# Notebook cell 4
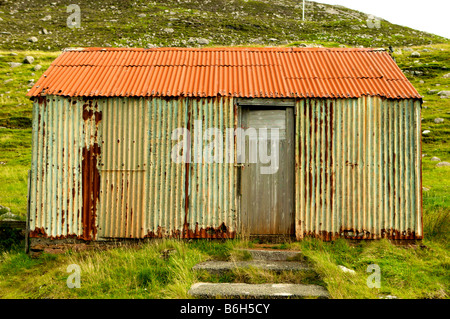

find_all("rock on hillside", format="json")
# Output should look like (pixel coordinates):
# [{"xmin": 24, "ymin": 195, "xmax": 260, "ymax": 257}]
[{"xmin": 0, "ymin": 0, "xmax": 447, "ymax": 50}]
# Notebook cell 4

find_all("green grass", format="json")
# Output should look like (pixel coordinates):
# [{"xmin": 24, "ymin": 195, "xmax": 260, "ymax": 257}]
[
  {"xmin": 0, "ymin": 129, "xmax": 32, "ymax": 216},
  {"xmin": 0, "ymin": 0, "xmax": 447, "ymax": 51},
  {"xmin": 0, "ymin": 50, "xmax": 60, "ymax": 216},
  {"xmin": 0, "ymin": 240, "xmax": 207, "ymax": 298},
  {"xmin": 0, "ymin": 51, "xmax": 59, "ymax": 127},
  {"xmin": 0, "ymin": 238, "xmax": 448, "ymax": 299},
  {"xmin": 295, "ymin": 238, "xmax": 449, "ymax": 299},
  {"xmin": 395, "ymin": 43, "xmax": 450, "ymax": 247}
]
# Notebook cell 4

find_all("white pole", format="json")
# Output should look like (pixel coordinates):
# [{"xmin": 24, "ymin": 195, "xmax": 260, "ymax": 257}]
[{"xmin": 303, "ymin": 0, "xmax": 305, "ymax": 21}]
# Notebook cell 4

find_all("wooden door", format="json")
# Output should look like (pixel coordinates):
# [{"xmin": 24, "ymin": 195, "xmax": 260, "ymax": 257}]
[{"xmin": 240, "ymin": 107, "xmax": 295, "ymax": 235}]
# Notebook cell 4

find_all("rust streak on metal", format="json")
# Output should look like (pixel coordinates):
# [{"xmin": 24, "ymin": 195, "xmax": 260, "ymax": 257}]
[
  {"xmin": 308, "ymin": 99, "xmax": 313, "ymax": 204},
  {"xmin": 82, "ymin": 108, "xmax": 93, "ymax": 121},
  {"xmin": 80, "ymin": 100, "xmax": 102, "ymax": 241},
  {"xmin": 61, "ymin": 210, "xmax": 65, "ymax": 228},
  {"xmin": 29, "ymin": 227, "xmax": 80, "ymax": 240},
  {"xmin": 183, "ymin": 99, "xmax": 191, "ymax": 238},
  {"xmin": 81, "ymin": 143, "xmax": 100, "ymax": 240},
  {"xmin": 144, "ymin": 222, "xmax": 236, "ymax": 239},
  {"xmin": 94, "ymin": 111, "xmax": 102, "ymax": 125},
  {"xmin": 29, "ymin": 227, "xmax": 47, "ymax": 237},
  {"xmin": 301, "ymin": 227, "xmax": 422, "ymax": 241},
  {"xmin": 329, "ymin": 101, "xmax": 334, "ymax": 222}
]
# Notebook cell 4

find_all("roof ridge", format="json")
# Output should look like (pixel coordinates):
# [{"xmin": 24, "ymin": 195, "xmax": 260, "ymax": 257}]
[{"xmin": 62, "ymin": 46, "xmax": 376, "ymax": 52}]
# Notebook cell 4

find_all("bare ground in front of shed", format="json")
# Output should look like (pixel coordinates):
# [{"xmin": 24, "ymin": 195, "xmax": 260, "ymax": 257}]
[{"xmin": 0, "ymin": 238, "xmax": 448, "ymax": 299}]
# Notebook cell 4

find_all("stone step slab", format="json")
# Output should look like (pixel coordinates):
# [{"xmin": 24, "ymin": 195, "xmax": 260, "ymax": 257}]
[
  {"xmin": 188, "ymin": 282, "xmax": 330, "ymax": 299},
  {"xmin": 192, "ymin": 260, "xmax": 311, "ymax": 275},
  {"xmin": 238, "ymin": 249, "xmax": 302, "ymax": 261}
]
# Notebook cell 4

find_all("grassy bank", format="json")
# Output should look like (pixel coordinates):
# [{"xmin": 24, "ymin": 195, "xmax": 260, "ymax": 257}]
[{"xmin": 0, "ymin": 238, "xmax": 448, "ymax": 299}]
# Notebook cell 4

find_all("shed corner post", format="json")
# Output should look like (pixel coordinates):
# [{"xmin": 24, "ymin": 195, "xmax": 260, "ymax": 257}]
[
  {"xmin": 418, "ymin": 98, "xmax": 424, "ymax": 239},
  {"xmin": 294, "ymin": 99, "xmax": 303, "ymax": 241},
  {"xmin": 25, "ymin": 169, "xmax": 31, "ymax": 254},
  {"xmin": 183, "ymin": 97, "xmax": 191, "ymax": 239},
  {"xmin": 25, "ymin": 97, "xmax": 37, "ymax": 254}
]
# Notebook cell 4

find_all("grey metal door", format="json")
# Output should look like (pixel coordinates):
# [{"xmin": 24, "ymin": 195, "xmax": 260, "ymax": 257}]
[{"xmin": 240, "ymin": 107, "xmax": 295, "ymax": 235}]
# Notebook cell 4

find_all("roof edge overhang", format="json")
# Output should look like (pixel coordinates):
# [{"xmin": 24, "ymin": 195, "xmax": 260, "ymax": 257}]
[{"xmin": 30, "ymin": 93, "xmax": 423, "ymax": 101}]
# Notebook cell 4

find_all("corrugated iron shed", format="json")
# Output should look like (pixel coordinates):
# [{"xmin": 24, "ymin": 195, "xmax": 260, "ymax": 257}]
[
  {"xmin": 27, "ymin": 47, "xmax": 420, "ymax": 99},
  {"xmin": 27, "ymin": 47, "xmax": 422, "ymax": 242}
]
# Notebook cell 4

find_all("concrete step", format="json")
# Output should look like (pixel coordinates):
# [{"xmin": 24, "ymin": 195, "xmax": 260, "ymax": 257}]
[
  {"xmin": 192, "ymin": 260, "xmax": 311, "ymax": 275},
  {"xmin": 238, "ymin": 249, "xmax": 302, "ymax": 261},
  {"xmin": 188, "ymin": 282, "xmax": 330, "ymax": 299}
]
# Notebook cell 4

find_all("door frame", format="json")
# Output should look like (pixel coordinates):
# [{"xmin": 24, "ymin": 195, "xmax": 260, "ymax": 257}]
[{"xmin": 235, "ymin": 98, "xmax": 296, "ymax": 238}]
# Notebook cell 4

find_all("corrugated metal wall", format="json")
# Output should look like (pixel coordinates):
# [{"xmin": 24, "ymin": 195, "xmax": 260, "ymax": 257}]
[
  {"xmin": 29, "ymin": 96, "xmax": 238, "ymax": 240},
  {"xmin": 96, "ymin": 97, "xmax": 150, "ymax": 239},
  {"xmin": 29, "ymin": 95, "xmax": 422, "ymax": 241},
  {"xmin": 295, "ymin": 97, "xmax": 422, "ymax": 240},
  {"xmin": 143, "ymin": 97, "xmax": 187, "ymax": 238},
  {"xmin": 29, "ymin": 96, "xmax": 86, "ymax": 239},
  {"xmin": 187, "ymin": 98, "xmax": 237, "ymax": 238}
]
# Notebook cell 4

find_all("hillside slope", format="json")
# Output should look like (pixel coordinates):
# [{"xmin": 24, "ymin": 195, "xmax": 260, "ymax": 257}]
[{"xmin": 0, "ymin": 0, "xmax": 448, "ymax": 51}]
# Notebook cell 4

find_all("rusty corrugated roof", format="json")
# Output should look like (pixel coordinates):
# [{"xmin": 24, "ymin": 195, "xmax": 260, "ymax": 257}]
[{"xmin": 27, "ymin": 47, "xmax": 421, "ymax": 99}]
